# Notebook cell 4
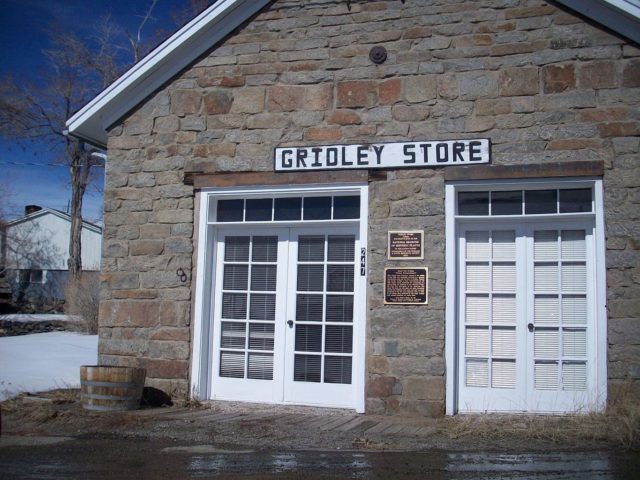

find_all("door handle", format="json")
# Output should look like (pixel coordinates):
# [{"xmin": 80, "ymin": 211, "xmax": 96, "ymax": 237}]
[
  {"xmin": 528, "ymin": 323, "xmax": 534, "ymax": 332},
  {"xmin": 287, "ymin": 320, "xmax": 294, "ymax": 328}
]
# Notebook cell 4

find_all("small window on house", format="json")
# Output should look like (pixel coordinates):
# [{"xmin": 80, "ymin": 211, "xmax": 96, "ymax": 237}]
[{"xmin": 19, "ymin": 269, "xmax": 44, "ymax": 283}]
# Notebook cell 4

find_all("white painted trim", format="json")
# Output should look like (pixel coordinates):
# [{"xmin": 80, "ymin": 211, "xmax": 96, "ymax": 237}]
[
  {"xmin": 190, "ymin": 183, "xmax": 368, "ymax": 411},
  {"xmin": 445, "ymin": 183, "xmax": 457, "ymax": 415},
  {"xmin": 66, "ymin": 0, "xmax": 271, "ymax": 146},
  {"xmin": 593, "ymin": 179, "xmax": 608, "ymax": 411}
]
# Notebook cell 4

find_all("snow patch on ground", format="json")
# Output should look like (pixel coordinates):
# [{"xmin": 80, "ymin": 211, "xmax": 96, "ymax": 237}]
[
  {"xmin": 0, "ymin": 332, "xmax": 98, "ymax": 401},
  {"xmin": 0, "ymin": 314, "xmax": 81, "ymax": 323}
]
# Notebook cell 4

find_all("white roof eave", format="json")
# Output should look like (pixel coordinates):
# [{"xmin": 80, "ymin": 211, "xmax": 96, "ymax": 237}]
[{"xmin": 66, "ymin": 0, "xmax": 270, "ymax": 148}]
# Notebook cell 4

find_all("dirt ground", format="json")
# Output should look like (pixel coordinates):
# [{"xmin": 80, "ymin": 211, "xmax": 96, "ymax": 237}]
[{"xmin": 1, "ymin": 389, "xmax": 638, "ymax": 453}]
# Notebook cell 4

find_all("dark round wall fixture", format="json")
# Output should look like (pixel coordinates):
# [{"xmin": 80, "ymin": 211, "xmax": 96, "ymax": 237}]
[{"xmin": 369, "ymin": 46, "xmax": 387, "ymax": 64}]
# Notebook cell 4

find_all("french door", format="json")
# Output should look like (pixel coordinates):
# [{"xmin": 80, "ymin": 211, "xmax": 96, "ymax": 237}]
[
  {"xmin": 210, "ymin": 226, "xmax": 361, "ymax": 409},
  {"xmin": 457, "ymin": 220, "xmax": 597, "ymax": 413}
]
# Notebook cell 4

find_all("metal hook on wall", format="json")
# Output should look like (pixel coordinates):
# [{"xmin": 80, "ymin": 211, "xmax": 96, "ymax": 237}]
[{"xmin": 176, "ymin": 268, "xmax": 188, "ymax": 283}]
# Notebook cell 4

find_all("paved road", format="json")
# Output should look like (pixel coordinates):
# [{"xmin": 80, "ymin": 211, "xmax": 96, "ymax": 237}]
[{"xmin": 1, "ymin": 436, "xmax": 638, "ymax": 479}]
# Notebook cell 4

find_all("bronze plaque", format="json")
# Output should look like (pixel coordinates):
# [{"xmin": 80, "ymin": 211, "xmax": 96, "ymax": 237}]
[
  {"xmin": 388, "ymin": 230, "xmax": 424, "ymax": 260},
  {"xmin": 384, "ymin": 267, "xmax": 428, "ymax": 305}
]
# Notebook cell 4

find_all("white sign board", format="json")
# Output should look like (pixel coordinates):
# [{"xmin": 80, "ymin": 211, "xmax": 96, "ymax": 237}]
[{"xmin": 274, "ymin": 139, "xmax": 490, "ymax": 172}]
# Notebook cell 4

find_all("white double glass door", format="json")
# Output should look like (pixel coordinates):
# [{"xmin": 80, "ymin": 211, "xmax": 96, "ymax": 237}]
[
  {"xmin": 457, "ymin": 220, "xmax": 597, "ymax": 413},
  {"xmin": 210, "ymin": 226, "xmax": 360, "ymax": 409}
]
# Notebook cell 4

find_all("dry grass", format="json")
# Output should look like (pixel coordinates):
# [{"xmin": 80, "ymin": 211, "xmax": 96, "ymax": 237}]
[
  {"xmin": 438, "ymin": 385, "xmax": 640, "ymax": 450},
  {"xmin": 64, "ymin": 273, "xmax": 99, "ymax": 334}
]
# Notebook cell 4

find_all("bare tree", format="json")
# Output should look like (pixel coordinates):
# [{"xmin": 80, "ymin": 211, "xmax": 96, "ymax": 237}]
[{"xmin": 0, "ymin": 4, "xmax": 160, "ymax": 282}]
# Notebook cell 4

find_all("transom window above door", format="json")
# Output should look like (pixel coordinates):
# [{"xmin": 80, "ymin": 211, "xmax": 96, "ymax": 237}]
[
  {"xmin": 210, "ymin": 195, "xmax": 361, "ymax": 223},
  {"xmin": 457, "ymin": 188, "xmax": 593, "ymax": 216}
]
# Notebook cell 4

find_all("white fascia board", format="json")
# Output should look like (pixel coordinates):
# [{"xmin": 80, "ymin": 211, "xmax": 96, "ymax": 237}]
[
  {"xmin": 6, "ymin": 208, "xmax": 102, "ymax": 234},
  {"xmin": 66, "ymin": 0, "xmax": 271, "ymax": 148},
  {"xmin": 556, "ymin": 0, "xmax": 640, "ymax": 45}
]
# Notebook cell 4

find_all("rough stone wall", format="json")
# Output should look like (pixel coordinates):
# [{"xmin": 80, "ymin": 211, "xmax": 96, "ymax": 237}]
[{"xmin": 102, "ymin": 0, "xmax": 640, "ymax": 410}]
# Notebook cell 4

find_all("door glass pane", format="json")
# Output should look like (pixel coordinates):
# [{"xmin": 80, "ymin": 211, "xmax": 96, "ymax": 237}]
[
  {"xmin": 563, "ymin": 328, "xmax": 586, "ymax": 357},
  {"xmin": 223, "ymin": 265, "xmax": 248, "ymax": 290},
  {"xmin": 534, "ymin": 263, "xmax": 558, "ymax": 292},
  {"xmin": 217, "ymin": 199, "xmax": 244, "ymax": 222},
  {"xmin": 466, "ymin": 294, "xmax": 489, "ymax": 323},
  {"xmin": 492, "ymin": 327, "xmax": 516, "ymax": 357},
  {"xmin": 458, "ymin": 191, "xmax": 489, "ymax": 215},
  {"xmin": 252, "ymin": 236, "xmax": 278, "ymax": 262},
  {"xmin": 525, "ymin": 190, "xmax": 557, "ymax": 214},
  {"xmin": 492, "ymin": 360, "xmax": 516, "ymax": 389},
  {"xmin": 248, "ymin": 324, "xmax": 275, "ymax": 350},
  {"xmin": 491, "ymin": 191, "xmax": 522, "ymax": 215},
  {"xmin": 298, "ymin": 236, "xmax": 325, "ymax": 261},
  {"xmin": 466, "ymin": 263, "xmax": 490, "ymax": 291},
  {"xmin": 248, "ymin": 353, "xmax": 273, "ymax": 380},
  {"xmin": 220, "ymin": 351, "xmax": 245, "ymax": 378},
  {"xmin": 561, "ymin": 263, "xmax": 586, "ymax": 292},
  {"xmin": 221, "ymin": 322, "xmax": 246, "ymax": 349},
  {"xmin": 249, "ymin": 293, "xmax": 275, "ymax": 321},
  {"xmin": 327, "ymin": 265, "xmax": 354, "ymax": 292},
  {"xmin": 296, "ymin": 294, "xmax": 323, "ymax": 322},
  {"xmin": 245, "ymin": 198, "xmax": 273, "ymax": 221},
  {"xmin": 535, "ymin": 329, "xmax": 559, "ymax": 357},
  {"xmin": 304, "ymin": 197, "xmax": 332, "ymax": 220},
  {"xmin": 466, "ymin": 327, "xmax": 489, "ymax": 356},
  {"xmin": 534, "ymin": 231, "xmax": 558, "ymax": 260},
  {"xmin": 559, "ymin": 189, "xmax": 591, "ymax": 213},
  {"xmin": 224, "ymin": 236, "xmax": 250, "ymax": 261},
  {"xmin": 326, "ymin": 295, "xmax": 353, "ymax": 322},
  {"xmin": 297, "ymin": 265, "xmax": 324, "ymax": 291},
  {"xmin": 561, "ymin": 230, "xmax": 586, "ymax": 260},
  {"xmin": 294, "ymin": 354, "xmax": 321, "ymax": 382},
  {"xmin": 325, "ymin": 325, "xmax": 353, "ymax": 353},
  {"xmin": 466, "ymin": 359, "xmax": 488, "ymax": 387},
  {"xmin": 493, "ymin": 263, "xmax": 516, "ymax": 292},
  {"xmin": 535, "ymin": 361, "xmax": 558, "ymax": 390},
  {"xmin": 562, "ymin": 362, "xmax": 587, "ymax": 390},
  {"xmin": 251, "ymin": 265, "xmax": 277, "ymax": 291},
  {"xmin": 324, "ymin": 356, "xmax": 352, "ymax": 384},
  {"xmin": 327, "ymin": 235, "xmax": 355, "ymax": 261},
  {"xmin": 562, "ymin": 295, "xmax": 587, "ymax": 325},
  {"xmin": 493, "ymin": 295, "xmax": 516, "ymax": 324},
  {"xmin": 222, "ymin": 293, "xmax": 247, "ymax": 319},
  {"xmin": 492, "ymin": 231, "xmax": 516, "ymax": 259},
  {"xmin": 295, "ymin": 324, "xmax": 322, "ymax": 352},
  {"xmin": 535, "ymin": 295, "xmax": 559, "ymax": 325},
  {"xmin": 466, "ymin": 231, "xmax": 490, "ymax": 259},
  {"xmin": 333, "ymin": 196, "xmax": 360, "ymax": 219}
]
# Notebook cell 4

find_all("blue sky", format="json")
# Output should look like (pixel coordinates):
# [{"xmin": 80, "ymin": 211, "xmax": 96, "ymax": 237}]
[{"xmin": 0, "ymin": 0, "xmax": 190, "ymax": 223}]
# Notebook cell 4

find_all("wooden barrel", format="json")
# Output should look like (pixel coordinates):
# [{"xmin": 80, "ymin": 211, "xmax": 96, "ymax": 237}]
[{"xmin": 80, "ymin": 366, "xmax": 146, "ymax": 411}]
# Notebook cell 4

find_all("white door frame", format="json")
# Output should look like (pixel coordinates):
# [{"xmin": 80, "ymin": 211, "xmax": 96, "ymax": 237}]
[
  {"xmin": 190, "ymin": 183, "xmax": 368, "ymax": 413},
  {"xmin": 445, "ymin": 178, "xmax": 607, "ymax": 415}
]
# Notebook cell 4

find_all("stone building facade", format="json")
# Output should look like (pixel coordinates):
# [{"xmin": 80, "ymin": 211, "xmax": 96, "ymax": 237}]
[{"xmin": 71, "ymin": 0, "xmax": 639, "ymax": 416}]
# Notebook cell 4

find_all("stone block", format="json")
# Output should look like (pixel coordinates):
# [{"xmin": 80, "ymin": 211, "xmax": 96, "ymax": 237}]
[
  {"xmin": 499, "ymin": 67, "xmax": 539, "ymax": 96},
  {"xmin": 268, "ymin": 84, "xmax": 332, "ymax": 111},
  {"xmin": 111, "ymin": 301, "xmax": 160, "ymax": 328},
  {"xmin": 392, "ymin": 105, "xmax": 431, "ymax": 122},
  {"xmin": 327, "ymin": 110, "xmax": 361, "ymax": 125},
  {"xmin": 150, "ymin": 327, "xmax": 191, "ymax": 342},
  {"xmin": 368, "ymin": 355, "xmax": 389, "ymax": 375},
  {"xmin": 404, "ymin": 75, "xmax": 437, "ymax": 103},
  {"xmin": 437, "ymin": 74, "xmax": 458, "ymax": 100},
  {"xmin": 204, "ymin": 90, "xmax": 233, "ymax": 114},
  {"xmin": 148, "ymin": 340, "xmax": 190, "ymax": 360},
  {"xmin": 402, "ymin": 376, "xmax": 445, "ymax": 401},
  {"xmin": 192, "ymin": 143, "xmax": 236, "ymax": 157},
  {"xmin": 379, "ymin": 78, "xmax": 402, "ymax": 105},
  {"xmin": 130, "ymin": 240, "xmax": 164, "ymax": 256},
  {"xmin": 622, "ymin": 59, "xmax": 640, "ymax": 87},
  {"xmin": 367, "ymin": 376, "xmax": 397, "ymax": 398},
  {"xmin": 458, "ymin": 71, "xmax": 499, "ymax": 100},
  {"xmin": 230, "ymin": 87, "xmax": 265, "ymax": 113},
  {"xmin": 170, "ymin": 90, "xmax": 202, "ymax": 115},
  {"xmin": 142, "ymin": 358, "xmax": 189, "ymax": 379},
  {"xmin": 304, "ymin": 126, "xmax": 342, "ymax": 141},
  {"xmin": 336, "ymin": 80, "xmax": 378, "ymax": 108},
  {"xmin": 598, "ymin": 122, "xmax": 640, "ymax": 138},
  {"xmin": 140, "ymin": 224, "xmax": 171, "ymax": 239},
  {"xmin": 542, "ymin": 64, "xmax": 576, "ymax": 93},
  {"xmin": 465, "ymin": 116, "xmax": 496, "ymax": 133},
  {"xmin": 578, "ymin": 61, "xmax": 618, "ymax": 89}
]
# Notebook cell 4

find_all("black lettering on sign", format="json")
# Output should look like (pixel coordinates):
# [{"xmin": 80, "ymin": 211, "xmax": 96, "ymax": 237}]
[
  {"xmin": 403, "ymin": 144, "xmax": 416, "ymax": 164},
  {"xmin": 296, "ymin": 149, "xmax": 307, "ymax": 168},
  {"xmin": 373, "ymin": 145, "xmax": 384, "ymax": 164},
  {"xmin": 419, "ymin": 143, "xmax": 432, "ymax": 163},
  {"xmin": 326, "ymin": 148, "xmax": 338, "ymax": 166},
  {"xmin": 469, "ymin": 141, "xmax": 482, "ymax": 162},
  {"xmin": 452, "ymin": 142, "xmax": 465, "ymax": 162},
  {"xmin": 311, "ymin": 147, "xmax": 323, "ymax": 167},
  {"xmin": 436, "ymin": 143, "xmax": 449, "ymax": 163},
  {"xmin": 357, "ymin": 146, "xmax": 368, "ymax": 166},
  {"xmin": 281, "ymin": 149, "xmax": 293, "ymax": 168}
]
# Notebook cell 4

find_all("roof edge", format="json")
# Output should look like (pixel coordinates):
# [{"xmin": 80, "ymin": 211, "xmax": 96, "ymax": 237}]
[{"xmin": 6, "ymin": 208, "xmax": 103, "ymax": 234}]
